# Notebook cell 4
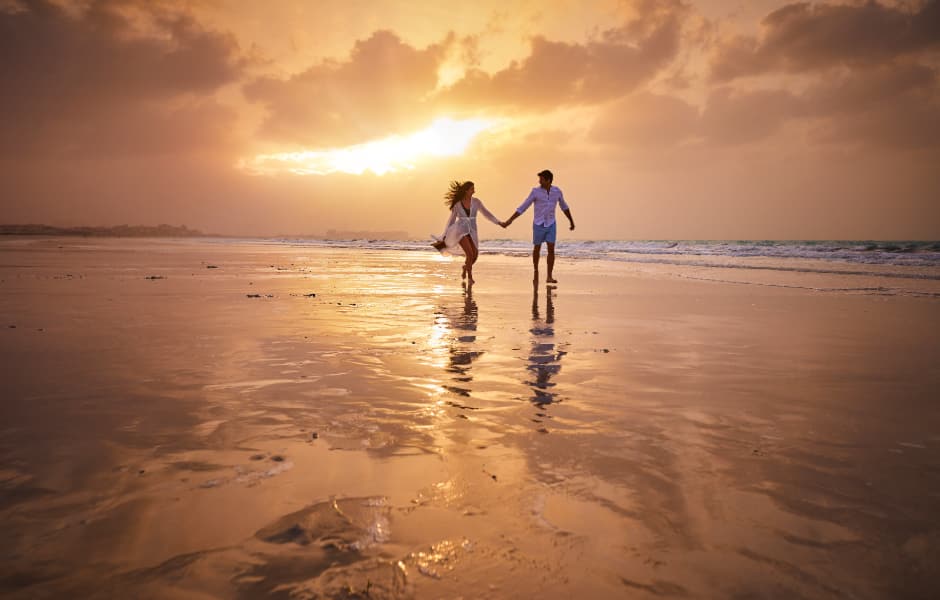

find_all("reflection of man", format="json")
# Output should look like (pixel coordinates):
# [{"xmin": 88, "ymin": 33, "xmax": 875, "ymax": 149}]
[
  {"xmin": 531, "ymin": 283, "xmax": 555, "ymax": 327},
  {"xmin": 501, "ymin": 170, "xmax": 575, "ymax": 284},
  {"xmin": 528, "ymin": 284, "xmax": 564, "ymax": 409}
]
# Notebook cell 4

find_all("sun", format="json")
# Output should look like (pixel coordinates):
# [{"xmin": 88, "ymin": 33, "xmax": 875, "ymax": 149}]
[{"xmin": 242, "ymin": 117, "xmax": 496, "ymax": 176}]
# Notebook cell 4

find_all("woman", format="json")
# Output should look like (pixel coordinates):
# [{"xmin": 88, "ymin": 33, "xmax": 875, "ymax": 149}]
[{"xmin": 432, "ymin": 180, "xmax": 501, "ymax": 285}]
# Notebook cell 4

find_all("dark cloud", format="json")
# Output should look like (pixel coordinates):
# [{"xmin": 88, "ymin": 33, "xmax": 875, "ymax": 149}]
[
  {"xmin": 701, "ymin": 62, "xmax": 939, "ymax": 148},
  {"xmin": 803, "ymin": 61, "xmax": 936, "ymax": 113},
  {"xmin": 626, "ymin": 60, "xmax": 939, "ymax": 149},
  {"xmin": 710, "ymin": 0, "xmax": 940, "ymax": 81},
  {"xmin": 438, "ymin": 1, "xmax": 688, "ymax": 110},
  {"xmin": 244, "ymin": 30, "xmax": 446, "ymax": 148},
  {"xmin": 699, "ymin": 0, "xmax": 940, "ymax": 149},
  {"xmin": 0, "ymin": 0, "xmax": 244, "ymax": 157}
]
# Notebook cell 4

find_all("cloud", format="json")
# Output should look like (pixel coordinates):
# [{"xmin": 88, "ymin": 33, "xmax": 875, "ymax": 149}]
[
  {"xmin": 802, "ymin": 61, "xmax": 937, "ymax": 114},
  {"xmin": 702, "ymin": 0, "xmax": 940, "ymax": 149},
  {"xmin": 244, "ymin": 30, "xmax": 447, "ymax": 148},
  {"xmin": 240, "ymin": 5, "xmax": 690, "ymax": 150},
  {"xmin": 810, "ymin": 91, "xmax": 940, "ymax": 148},
  {"xmin": 804, "ymin": 63, "xmax": 940, "ymax": 148},
  {"xmin": 240, "ymin": 1, "xmax": 693, "ymax": 149},
  {"xmin": 0, "ymin": 0, "xmax": 244, "ymax": 157},
  {"xmin": 438, "ymin": 0, "xmax": 689, "ymax": 110},
  {"xmin": 590, "ymin": 92, "xmax": 699, "ymax": 148},
  {"xmin": 698, "ymin": 86, "xmax": 803, "ymax": 144},
  {"xmin": 623, "ymin": 63, "xmax": 940, "ymax": 149},
  {"xmin": 777, "ymin": 60, "xmax": 940, "ymax": 149},
  {"xmin": 709, "ymin": 0, "xmax": 940, "ymax": 81}
]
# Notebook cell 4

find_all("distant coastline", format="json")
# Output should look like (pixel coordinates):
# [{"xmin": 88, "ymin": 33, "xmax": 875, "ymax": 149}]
[
  {"xmin": 0, "ymin": 224, "xmax": 209, "ymax": 238},
  {"xmin": 0, "ymin": 224, "xmax": 412, "ymax": 241}
]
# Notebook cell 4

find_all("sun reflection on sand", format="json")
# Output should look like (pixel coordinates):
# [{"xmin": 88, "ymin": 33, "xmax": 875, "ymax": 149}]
[
  {"xmin": 426, "ymin": 311, "xmax": 451, "ymax": 371},
  {"xmin": 412, "ymin": 286, "xmax": 485, "ymax": 431}
]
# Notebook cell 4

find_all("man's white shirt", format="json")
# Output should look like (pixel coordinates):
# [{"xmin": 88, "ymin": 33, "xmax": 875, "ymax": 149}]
[{"xmin": 516, "ymin": 185, "xmax": 569, "ymax": 226}]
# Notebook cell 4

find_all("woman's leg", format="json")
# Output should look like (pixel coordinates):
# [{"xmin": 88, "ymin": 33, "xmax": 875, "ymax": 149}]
[
  {"xmin": 458, "ymin": 235, "xmax": 477, "ymax": 283},
  {"xmin": 468, "ymin": 241, "xmax": 478, "ymax": 282}
]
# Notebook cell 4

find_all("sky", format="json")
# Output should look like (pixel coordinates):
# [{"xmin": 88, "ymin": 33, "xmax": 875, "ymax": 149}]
[{"xmin": 1, "ymin": 0, "xmax": 938, "ymax": 240}]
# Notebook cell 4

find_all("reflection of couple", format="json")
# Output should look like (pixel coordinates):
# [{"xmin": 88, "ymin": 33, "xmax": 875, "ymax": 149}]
[
  {"xmin": 433, "ymin": 170, "xmax": 576, "ymax": 285},
  {"xmin": 437, "ymin": 280, "xmax": 564, "ymax": 413}
]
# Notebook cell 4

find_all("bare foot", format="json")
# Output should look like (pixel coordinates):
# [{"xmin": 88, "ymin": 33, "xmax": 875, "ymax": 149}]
[
  {"xmin": 547, "ymin": 277, "xmax": 558, "ymax": 284},
  {"xmin": 461, "ymin": 265, "xmax": 467, "ymax": 279}
]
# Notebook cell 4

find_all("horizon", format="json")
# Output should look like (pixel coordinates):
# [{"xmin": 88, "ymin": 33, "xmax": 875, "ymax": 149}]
[
  {"xmin": 1, "ymin": 1, "xmax": 938, "ymax": 239},
  {"xmin": 2, "ymin": 222, "xmax": 938, "ymax": 244}
]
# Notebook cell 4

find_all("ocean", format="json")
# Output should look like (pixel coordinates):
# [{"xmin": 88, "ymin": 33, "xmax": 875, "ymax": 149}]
[
  {"xmin": 256, "ymin": 238, "xmax": 940, "ymax": 268},
  {"xmin": 8, "ymin": 235, "xmax": 938, "ymax": 296},
  {"xmin": 211, "ymin": 238, "xmax": 940, "ymax": 296}
]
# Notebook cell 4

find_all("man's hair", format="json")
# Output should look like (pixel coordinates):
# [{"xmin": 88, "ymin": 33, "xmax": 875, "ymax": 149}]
[{"xmin": 537, "ymin": 169, "xmax": 553, "ymax": 183}]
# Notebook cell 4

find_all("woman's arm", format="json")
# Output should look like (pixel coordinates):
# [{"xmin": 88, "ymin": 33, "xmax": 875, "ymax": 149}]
[
  {"xmin": 475, "ymin": 198, "xmax": 501, "ymax": 225},
  {"xmin": 442, "ymin": 204, "xmax": 458, "ymax": 235}
]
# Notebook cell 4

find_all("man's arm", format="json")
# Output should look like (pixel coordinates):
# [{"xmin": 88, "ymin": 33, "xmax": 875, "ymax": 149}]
[
  {"xmin": 503, "ymin": 190, "xmax": 535, "ymax": 227},
  {"xmin": 501, "ymin": 211, "xmax": 522, "ymax": 228},
  {"xmin": 558, "ymin": 189, "xmax": 574, "ymax": 230}
]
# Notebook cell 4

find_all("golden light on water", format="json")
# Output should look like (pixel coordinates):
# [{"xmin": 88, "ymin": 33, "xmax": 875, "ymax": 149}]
[{"xmin": 242, "ymin": 117, "xmax": 496, "ymax": 176}]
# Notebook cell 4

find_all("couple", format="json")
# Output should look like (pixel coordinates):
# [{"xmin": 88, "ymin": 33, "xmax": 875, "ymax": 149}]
[{"xmin": 433, "ymin": 170, "xmax": 575, "ymax": 285}]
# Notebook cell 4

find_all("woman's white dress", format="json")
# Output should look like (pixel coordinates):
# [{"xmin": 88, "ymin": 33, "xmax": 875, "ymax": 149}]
[{"xmin": 434, "ymin": 197, "xmax": 500, "ymax": 256}]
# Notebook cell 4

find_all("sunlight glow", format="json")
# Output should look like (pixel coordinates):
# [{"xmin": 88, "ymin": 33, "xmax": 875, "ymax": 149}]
[
  {"xmin": 435, "ymin": 62, "xmax": 467, "ymax": 90},
  {"xmin": 243, "ymin": 117, "xmax": 496, "ymax": 176}
]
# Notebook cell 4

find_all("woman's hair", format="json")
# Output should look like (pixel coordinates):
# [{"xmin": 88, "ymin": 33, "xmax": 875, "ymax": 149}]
[{"xmin": 444, "ymin": 180, "xmax": 474, "ymax": 209}]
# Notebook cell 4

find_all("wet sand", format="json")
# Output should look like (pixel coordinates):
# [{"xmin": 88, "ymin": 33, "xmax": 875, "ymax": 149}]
[{"xmin": 1, "ymin": 238, "xmax": 939, "ymax": 599}]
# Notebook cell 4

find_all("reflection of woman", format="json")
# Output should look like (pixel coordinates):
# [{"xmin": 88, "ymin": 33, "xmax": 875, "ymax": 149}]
[
  {"xmin": 446, "ymin": 286, "xmax": 481, "ymax": 388},
  {"xmin": 432, "ymin": 181, "xmax": 500, "ymax": 285}
]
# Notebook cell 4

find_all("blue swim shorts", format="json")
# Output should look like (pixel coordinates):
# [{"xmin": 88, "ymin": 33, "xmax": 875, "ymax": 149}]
[{"xmin": 532, "ymin": 222, "xmax": 557, "ymax": 245}]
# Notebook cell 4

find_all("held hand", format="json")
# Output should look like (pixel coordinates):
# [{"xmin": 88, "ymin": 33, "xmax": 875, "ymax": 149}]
[
  {"xmin": 569, "ymin": 223, "xmax": 576, "ymax": 231},
  {"xmin": 500, "ymin": 221, "xmax": 508, "ymax": 228}
]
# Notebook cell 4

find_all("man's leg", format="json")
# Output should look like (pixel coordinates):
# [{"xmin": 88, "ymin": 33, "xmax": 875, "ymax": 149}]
[
  {"xmin": 532, "ymin": 244, "xmax": 541, "ymax": 282},
  {"xmin": 546, "ymin": 243, "xmax": 556, "ymax": 283}
]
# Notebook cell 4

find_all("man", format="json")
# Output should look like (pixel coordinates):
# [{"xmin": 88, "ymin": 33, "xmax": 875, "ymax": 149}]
[{"xmin": 501, "ymin": 170, "xmax": 575, "ymax": 284}]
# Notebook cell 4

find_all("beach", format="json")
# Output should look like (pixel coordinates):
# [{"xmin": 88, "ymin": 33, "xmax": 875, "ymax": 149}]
[{"xmin": 1, "ymin": 237, "xmax": 939, "ymax": 599}]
